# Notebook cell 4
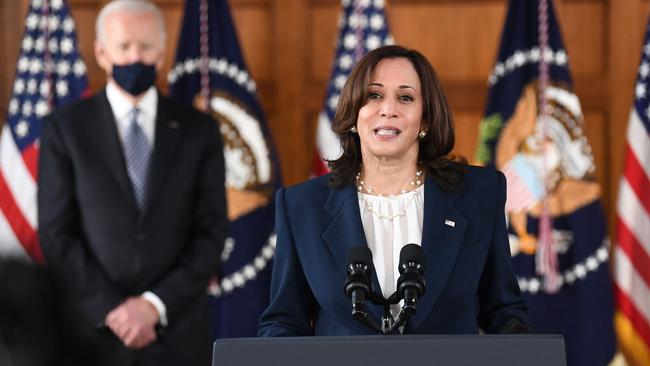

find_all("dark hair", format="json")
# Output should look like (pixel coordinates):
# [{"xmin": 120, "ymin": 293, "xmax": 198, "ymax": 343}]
[{"xmin": 328, "ymin": 45, "xmax": 467, "ymax": 192}]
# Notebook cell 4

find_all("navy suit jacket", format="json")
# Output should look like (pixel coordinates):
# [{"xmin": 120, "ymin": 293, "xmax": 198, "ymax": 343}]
[
  {"xmin": 38, "ymin": 89, "xmax": 228, "ymax": 366},
  {"xmin": 259, "ymin": 165, "xmax": 527, "ymax": 336}
]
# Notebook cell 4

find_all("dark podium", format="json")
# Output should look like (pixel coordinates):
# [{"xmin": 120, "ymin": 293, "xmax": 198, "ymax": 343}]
[{"xmin": 213, "ymin": 335, "xmax": 566, "ymax": 366}]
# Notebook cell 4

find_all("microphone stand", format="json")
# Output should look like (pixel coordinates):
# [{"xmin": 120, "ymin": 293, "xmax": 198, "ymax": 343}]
[
  {"xmin": 345, "ymin": 243, "xmax": 425, "ymax": 335},
  {"xmin": 352, "ymin": 290, "xmax": 416, "ymax": 335}
]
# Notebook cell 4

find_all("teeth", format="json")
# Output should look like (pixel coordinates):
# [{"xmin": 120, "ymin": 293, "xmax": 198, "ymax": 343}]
[{"xmin": 376, "ymin": 129, "xmax": 399, "ymax": 136}]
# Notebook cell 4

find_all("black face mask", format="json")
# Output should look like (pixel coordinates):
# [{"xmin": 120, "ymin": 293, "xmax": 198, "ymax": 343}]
[{"xmin": 112, "ymin": 62, "xmax": 157, "ymax": 96}]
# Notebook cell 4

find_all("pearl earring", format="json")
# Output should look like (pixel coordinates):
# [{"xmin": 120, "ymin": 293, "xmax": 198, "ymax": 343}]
[
  {"xmin": 419, "ymin": 130, "xmax": 427, "ymax": 139},
  {"xmin": 351, "ymin": 126, "xmax": 357, "ymax": 133}
]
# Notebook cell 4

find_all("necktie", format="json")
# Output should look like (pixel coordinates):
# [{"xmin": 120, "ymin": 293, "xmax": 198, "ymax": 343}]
[{"xmin": 124, "ymin": 108, "xmax": 151, "ymax": 211}]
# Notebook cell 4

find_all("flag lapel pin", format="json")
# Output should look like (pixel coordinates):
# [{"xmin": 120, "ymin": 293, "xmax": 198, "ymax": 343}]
[{"xmin": 444, "ymin": 219, "xmax": 455, "ymax": 228}]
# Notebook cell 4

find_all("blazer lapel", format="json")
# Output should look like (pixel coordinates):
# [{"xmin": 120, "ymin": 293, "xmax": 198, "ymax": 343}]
[
  {"xmin": 407, "ymin": 174, "xmax": 468, "ymax": 333},
  {"xmin": 91, "ymin": 90, "xmax": 137, "ymax": 208},
  {"xmin": 321, "ymin": 184, "xmax": 385, "ymax": 322},
  {"xmin": 144, "ymin": 95, "xmax": 181, "ymax": 216}
]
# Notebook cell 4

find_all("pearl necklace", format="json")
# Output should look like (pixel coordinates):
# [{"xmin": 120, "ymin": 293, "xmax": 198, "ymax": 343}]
[
  {"xmin": 355, "ymin": 166, "xmax": 424, "ymax": 220},
  {"xmin": 355, "ymin": 168, "xmax": 423, "ymax": 197},
  {"xmin": 357, "ymin": 187, "xmax": 422, "ymax": 220}
]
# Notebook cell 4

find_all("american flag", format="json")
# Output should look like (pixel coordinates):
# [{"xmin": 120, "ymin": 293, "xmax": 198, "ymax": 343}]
[
  {"xmin": 312, "ymin": 0, "xmax": 393, "ymax": 175},
  {"xmin": 0, "ymin": 0, "xmax": 87, "ymax": 262},
  {"xmin": 614, "ymin": 17, "xmax": 650, "ymax": 366}
]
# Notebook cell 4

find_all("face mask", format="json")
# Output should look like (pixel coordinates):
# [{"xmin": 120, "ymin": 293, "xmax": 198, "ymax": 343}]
[{"xmin": 112, "ymin": 62, "xmax": 157, "ymax": 96}]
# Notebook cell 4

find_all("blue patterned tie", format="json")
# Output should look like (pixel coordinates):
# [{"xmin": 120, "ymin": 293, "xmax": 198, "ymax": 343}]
[{"xmin": 124, "ymin": 108, "xmax": 151, "ymax": 211}]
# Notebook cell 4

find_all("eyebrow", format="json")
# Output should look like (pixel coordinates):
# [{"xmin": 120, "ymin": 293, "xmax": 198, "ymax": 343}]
[{"xmin": 369, "ymin": 82, "xmax": 416, "ymax": 91}]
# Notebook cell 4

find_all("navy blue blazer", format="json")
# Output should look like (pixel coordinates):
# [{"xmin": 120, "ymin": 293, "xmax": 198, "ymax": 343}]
[{"xmin": 259, "ymin": 165, "xmax": 528, "ymax": 336}]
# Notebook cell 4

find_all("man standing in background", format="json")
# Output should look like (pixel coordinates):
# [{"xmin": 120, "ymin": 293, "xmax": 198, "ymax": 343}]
[{"xmin": 38, "ymin": 0, "xmax": 227, "ymax": 365}]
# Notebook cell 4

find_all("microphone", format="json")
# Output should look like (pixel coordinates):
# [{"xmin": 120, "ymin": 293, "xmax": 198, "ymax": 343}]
[
  {"xmin": 396, "ymin": 244, "xmax": 426, "ymax": 316},
  {"xmin": 344, "ymin": 245, "xmax": 373, "ymax": 320}
]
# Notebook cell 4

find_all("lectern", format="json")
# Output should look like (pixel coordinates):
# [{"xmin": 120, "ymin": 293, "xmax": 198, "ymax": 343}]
[{"xmin": 213, "ymin": 334, "xmax": 566, "ymax": 366}]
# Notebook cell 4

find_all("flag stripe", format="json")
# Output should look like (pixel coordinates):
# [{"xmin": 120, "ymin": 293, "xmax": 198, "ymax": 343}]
[
  {"xmin": 617, "ymin": 217, "xmax": 650, "ymax": 288},
  {"xmin": 0, "ymin": 170, "xmax": 42, "ymax": 262},
  {"xmin": 614, "ymin": 248, "xmax": 650, "ymax": 340},
  {"xmin": 627, "ymin": 111, "xmax": 650, "ymax": 180},
  {"xmin": 617, "ymin": 179, "xmax": 650, "ymax": 255},
  {"xmin": 615, "ymin": 282, "xmax": 650, "ymax": 348},
  {"xmin": 22, "ymin": 143, "xmax": 39, "ymax": 180},
  {"xmin": 0, "ymin": 209, "xmax": 30, "ymax": 260},
  {"xmin": 316, "ymin": 112, "xmax": 342, "ymax": 162},
  {"xmin": 0, "ymin": 125, "xmax": 37, "ymax": 228},
  {"xmin": 623, "ymin": 144, "xmax": 650, "ymax": 215}
]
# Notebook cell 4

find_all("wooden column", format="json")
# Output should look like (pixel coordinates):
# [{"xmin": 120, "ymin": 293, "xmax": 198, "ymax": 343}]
[
  {"xmin": 272, "ymin": 0, "xmax": 310, "ymax": 185},
  {"xmin": 608, "ymin": 0, "xmax": 643, "ymax": 236},
  {"xmin": 0, "ymin": 0, "xmax": 29, "ymax": 126}
]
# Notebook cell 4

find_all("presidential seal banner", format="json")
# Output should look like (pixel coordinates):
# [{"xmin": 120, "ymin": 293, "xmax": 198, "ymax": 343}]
[
  {"xmin": 475, "ymin": 1, "xmax": 615, "ymax": 365},
  {"xmin": 168, "ymin": 0, "xmax": 281, "ymax": 338}
]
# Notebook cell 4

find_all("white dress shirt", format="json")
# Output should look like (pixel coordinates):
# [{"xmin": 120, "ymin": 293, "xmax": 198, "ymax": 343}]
[
  {"xmin": 105, "ymin": 82, "xmax": 167, "ymax": 327},
  {"xmin": 106, "ymin": 81, "xmax": 157, "ymax": 148},
  {"xmin": 358, "ymin": 184, "xmax": 424, "ymax": 322}
]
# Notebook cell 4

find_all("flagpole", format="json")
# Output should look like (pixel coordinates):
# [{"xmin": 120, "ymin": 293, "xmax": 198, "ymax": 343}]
[
  {"xmin": 199, "ymin": 0, "xmax": 210, "ymax": 112},
  {"xmin": 353, "ymin": 0, "xmax": 364, "ymax": 62},
  {"xmin": 42, "ymin": 0, "xmax": 54, "ymax": 109}
]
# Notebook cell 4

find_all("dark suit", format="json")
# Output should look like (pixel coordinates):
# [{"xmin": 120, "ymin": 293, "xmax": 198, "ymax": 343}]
[
  {"xmin": 259, "ymin": 166, "xmax": 527, "ymax": 336},
  {"xmin": 0, "ymin": 259, "xmax": 60, "ymax": 366},
  {"xmin": 38, "ymin": 89, "xmax": 227, "ymax": 366}
]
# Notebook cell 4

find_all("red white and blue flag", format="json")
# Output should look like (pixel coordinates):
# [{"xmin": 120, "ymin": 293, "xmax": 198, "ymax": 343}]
[
  {"xmin": 614, "ymin": 15, "xmax": 650, "ymax": 366},
  {"xmin": 0, "ymin": 0, "xmax": 87, "ymax": 262},
  {"xmin": 312, "ymin": 0, "xmax": 393, "ymax": 175}
]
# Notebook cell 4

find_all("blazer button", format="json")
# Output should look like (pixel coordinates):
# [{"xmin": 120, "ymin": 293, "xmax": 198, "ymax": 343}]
[{"xmin": 136, "ymin": 233, "xmax": 146, "ymax": 242}]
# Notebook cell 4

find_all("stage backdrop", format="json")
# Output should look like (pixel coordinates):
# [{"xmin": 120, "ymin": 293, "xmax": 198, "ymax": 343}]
[{"xmin": 0, "ymin": 0, "xmax": 646, "ymax": 256}]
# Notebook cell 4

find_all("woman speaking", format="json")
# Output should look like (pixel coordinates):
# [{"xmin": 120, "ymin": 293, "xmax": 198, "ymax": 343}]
[{"xmin": 259, "ymin": 45, "xmax": 528, "ymax": 336}]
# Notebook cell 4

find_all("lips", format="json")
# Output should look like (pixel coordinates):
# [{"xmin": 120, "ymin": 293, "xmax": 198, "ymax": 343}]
[{"xmin": 374, "ymin": 126, "xmax": 401, "ymax": 136}]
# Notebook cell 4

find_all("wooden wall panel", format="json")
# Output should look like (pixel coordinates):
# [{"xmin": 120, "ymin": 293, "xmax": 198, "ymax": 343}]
[
  {"xmin": 308, "ymin": 1, "xmax": 340, "ymax": 84},
  {"xmin": 68, "ymin": 2, "xmax": 102, "ymax": 89},
  {"xmin": 231, "ymin": 0, "xmax": 275, "ymax": 115},
  {"xmin": 0, "ymin": 1, "xmax": 29, "ymax": 119},
  {"xmin": 583, "ymin": 111, "xmax": 607, "ymax": 208},
  {"xmin": 231, "ymin": 2, "xmax": 273, "ymax": 82},
  {"xmin": 559, "ymin": 0, "xmax": 605, "ymax": 77},
  {"xmin": 389, "ymin": 2, "xmax": 507, "ymax": 82},
  {"xmin": 271, "ymin": 0, "xmax": 310, "ymax": 184},
  {"xmin": 157, "ymin": 2, "xmax": 184, "ymax": 89},
  {"xmin": 452, "ymin": 111, "xmax": 481, "ymax": 161},
  {"xmin": 0, "ymin": 0, "xmax": 646, "ymax": 235},
  {"xmin": 642, "ymin": 1, "xmax": 650, "ymax": 27},
  {"xmin": 0, "ymin": 2, "xmax": 9, "ymax": 117}
]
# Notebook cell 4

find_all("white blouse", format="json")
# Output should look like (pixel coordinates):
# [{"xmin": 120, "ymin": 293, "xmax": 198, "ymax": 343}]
[{"xmin": 357, "ymin": 184, "xmax": 424, "ymax": 320}]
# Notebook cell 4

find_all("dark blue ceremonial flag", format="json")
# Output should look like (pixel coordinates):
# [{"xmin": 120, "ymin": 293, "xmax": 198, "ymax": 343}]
[
  {"xmin": 476, "ymin": 1, "xmax": 616, "ymax": 365},
  {"xmin": 168, "ymin": 0, "xmax": 281, "ymax": 338}
]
